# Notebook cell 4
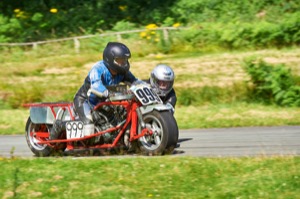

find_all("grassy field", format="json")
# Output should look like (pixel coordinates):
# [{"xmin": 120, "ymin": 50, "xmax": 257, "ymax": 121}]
[
  {"xmin": 1, "ymin": 47, "xmax": 300, "ymax": 135},
  {"xmin": 1, "ymin": 46, "xmax": 300, "ymax": 199},
  {"xmin": 0, "ymin": 156, "xmax": 299, "ymax": 198},
  {"xmin": 1, "ymin": 46, "xmax": 300, "ymax": 106}
]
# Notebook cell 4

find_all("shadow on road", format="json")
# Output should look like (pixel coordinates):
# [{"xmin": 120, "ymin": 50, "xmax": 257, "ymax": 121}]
[
  {"xmin": 178, "ymin": 138, "xmax": 193, "ymax": 143},
  {"xmin": 171, "ymin": 138, "xmax": 193, "ymax": 155}
]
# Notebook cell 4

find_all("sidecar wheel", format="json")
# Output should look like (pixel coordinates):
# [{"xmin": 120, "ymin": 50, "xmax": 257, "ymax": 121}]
[
  {"xmin": 25, "ymin": 117, "xmax": 52, "ymax": 157},
  {"xmin": 138, "ymin": 111, "xmax": 178, "ymax": 155}
]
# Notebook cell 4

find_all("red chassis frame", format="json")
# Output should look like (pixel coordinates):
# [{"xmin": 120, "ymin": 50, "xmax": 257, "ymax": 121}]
[{"xmin": 24, "ymin": 100, "xmax": 153, "ymax": 150}]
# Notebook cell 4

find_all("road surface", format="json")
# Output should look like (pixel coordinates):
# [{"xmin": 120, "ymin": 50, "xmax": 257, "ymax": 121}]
[{"xmin": 0, "ymin": 126, "xmax": 299, "ymax": 158}]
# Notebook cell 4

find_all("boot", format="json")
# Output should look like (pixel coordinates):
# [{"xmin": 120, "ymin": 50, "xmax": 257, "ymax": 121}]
[{"xmin": 50, "ymin": 120, "xmax": 65, "ymax": 140}]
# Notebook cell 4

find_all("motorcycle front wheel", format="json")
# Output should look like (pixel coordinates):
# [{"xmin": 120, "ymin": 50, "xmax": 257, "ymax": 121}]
[{"xmin": 138, "ymin": 110, "xmax": 178, "ymax": 155}]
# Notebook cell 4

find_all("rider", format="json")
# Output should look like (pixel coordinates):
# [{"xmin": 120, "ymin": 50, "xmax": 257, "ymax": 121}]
[
  {"xmin": 50, "ymin": 42, "xmax": 138, "ymax": 139},
  {"xmin": 146, "ymin": 64, "xmax": 177, "ymax": 114}
]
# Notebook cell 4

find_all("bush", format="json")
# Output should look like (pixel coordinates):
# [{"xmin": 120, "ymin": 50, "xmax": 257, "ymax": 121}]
[
  {"xmin": 0, "ymin": 15, "xmax": 22, "ymax": 42},
  {"xmin": 1, "ymin": 0, "xmax": 300, "ymax": 47},
  {"xmin": 243, "ymin": 57, "xmax": 300, "ymax": 106}
]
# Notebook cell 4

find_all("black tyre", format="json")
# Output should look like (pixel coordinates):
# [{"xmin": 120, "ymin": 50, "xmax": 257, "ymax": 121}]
[
  {"xmin": 138, "ymin": 110, "xmax": 178, "ymax": 155},
  {"xmin": 25, "ymin": 117, "xmax": 52, "ymax": 157}
]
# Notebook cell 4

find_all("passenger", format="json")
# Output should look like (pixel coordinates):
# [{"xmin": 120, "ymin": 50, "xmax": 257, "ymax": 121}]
[{"xmin": 146, "ymin": 64, "xmax": 177, "ymax": 114}]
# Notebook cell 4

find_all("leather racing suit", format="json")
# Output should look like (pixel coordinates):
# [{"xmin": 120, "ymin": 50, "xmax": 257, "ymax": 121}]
[{"xmin": 74, "ymin": 60, "xmax": 137, "ymax": 124}]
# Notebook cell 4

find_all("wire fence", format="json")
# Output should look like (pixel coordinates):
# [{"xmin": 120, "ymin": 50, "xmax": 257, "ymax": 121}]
[{"xmin": 0, "ymin": 27, "xmax": 182, "ymax": 53}]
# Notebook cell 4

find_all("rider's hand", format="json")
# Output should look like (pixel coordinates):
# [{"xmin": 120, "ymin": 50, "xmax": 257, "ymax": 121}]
[{"xmin": 87, "ymin": 89, "xmax": 109, "ymax": 98}]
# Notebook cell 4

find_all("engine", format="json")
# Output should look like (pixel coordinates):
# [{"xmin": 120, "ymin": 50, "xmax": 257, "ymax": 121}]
[{"xmin": 92, "ymin": 105, "xmax": 127, "ymax": 144}]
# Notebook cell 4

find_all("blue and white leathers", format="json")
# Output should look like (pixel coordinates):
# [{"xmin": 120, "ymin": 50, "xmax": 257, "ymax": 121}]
[
  {"xmin": 74, "ymin": 60, "xmax": 137, "ymax": 124},
  {"xmin": 88, "ymin": 61, "xmax": 136, "ymax": 105}
]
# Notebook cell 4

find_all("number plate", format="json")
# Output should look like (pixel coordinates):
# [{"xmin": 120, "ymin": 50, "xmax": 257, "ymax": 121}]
[
  {"xmin": 66, "ymin": 121, "xmax": 84, "ymax": 139},
  {"xmin": 131, "ymin": 84, "xmax": 162, "ymax": 105}
]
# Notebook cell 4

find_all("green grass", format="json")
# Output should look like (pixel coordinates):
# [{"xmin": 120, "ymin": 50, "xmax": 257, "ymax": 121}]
[
  {"xmin": 0, "ymin": 156, "xmax": 299, "ymax": 198},
  {"xmin": 2, "ymin": 46, "xmax": 300, "ymax": 108},
  {"xmin": 175, "ymin": 103, "xmax": 300, "ymax": 129},
  {"xmin": 0, "ymin": 108, "xmax": 28, "ymax": 135},
  {"xmin": 1, "ymin": 44, "xmax": 300, "ymax": 134},
  {"xmin": 1, "ymin": 44, "xmax": 300, "ymax": 199}
]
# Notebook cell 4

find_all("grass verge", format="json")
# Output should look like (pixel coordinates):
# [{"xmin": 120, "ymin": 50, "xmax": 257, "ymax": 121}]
[
  {"xmin": 175, "ymin": 103, "xmax": 300, "ymax": 129},
  {"xmin": 0, "ymin": 156, "xmax": 299, "ymax": 198}
]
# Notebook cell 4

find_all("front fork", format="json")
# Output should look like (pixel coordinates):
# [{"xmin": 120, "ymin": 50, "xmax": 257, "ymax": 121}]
[{"xmin": 129, "ymin": 102, "xmax": 152, "ymax": 141}]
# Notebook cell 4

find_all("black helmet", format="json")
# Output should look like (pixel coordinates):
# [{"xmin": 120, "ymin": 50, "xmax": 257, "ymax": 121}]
[{"xmin": 103, "ymin": 42, "xmax": 131, "ymax": 75}]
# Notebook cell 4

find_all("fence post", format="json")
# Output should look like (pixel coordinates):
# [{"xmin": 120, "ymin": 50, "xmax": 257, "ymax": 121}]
[
  {"xmin": 163, "ymin": 28, "xmax": 169, "ymax": 42},
  {"xmin": 32, "ymin": 43, "xmax": 38, "ymax": 50},
  {"xmin": 117, "ymin": 34, "xmax": 122, "ymax": 42},
  {"xmin": 74, "ymin": 38, "xmax": 80, "ymax": 53}
]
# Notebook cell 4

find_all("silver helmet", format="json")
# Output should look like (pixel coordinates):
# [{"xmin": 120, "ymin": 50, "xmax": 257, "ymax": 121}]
[{"xmin": 150, "ymin": 64, "xmax": 175, "ymax": 96}]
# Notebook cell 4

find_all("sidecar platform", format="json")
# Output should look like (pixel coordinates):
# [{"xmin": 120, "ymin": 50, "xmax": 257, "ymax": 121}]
[{"xmin": 23, "ymin": 102, "xmax": 75, "ymax": 124}]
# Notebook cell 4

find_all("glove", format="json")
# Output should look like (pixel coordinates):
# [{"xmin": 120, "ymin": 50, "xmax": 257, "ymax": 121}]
[{"xmin": 87, "ymin": 89, "xmax": 109, "ymax": 98}]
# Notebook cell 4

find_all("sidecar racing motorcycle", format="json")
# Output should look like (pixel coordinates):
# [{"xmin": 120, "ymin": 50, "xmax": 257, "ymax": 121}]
[{"xmin": 24, "ymin": 83, "xmax": 179, "ymax": 157}]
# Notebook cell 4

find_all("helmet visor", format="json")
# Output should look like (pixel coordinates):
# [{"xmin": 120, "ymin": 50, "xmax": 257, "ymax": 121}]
[
  {"xmin": 157, "ymin": 80, "xmax": 172, "ymax": 91},
  {"xmin": 114, "ymin": 57, "xmax": 128, "ymax": 67}
]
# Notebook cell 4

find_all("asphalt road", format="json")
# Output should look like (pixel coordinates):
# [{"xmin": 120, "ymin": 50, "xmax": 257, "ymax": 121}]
[{"xmin": 1, "ymin": 126, "xmax": 299, "ymax": 158}]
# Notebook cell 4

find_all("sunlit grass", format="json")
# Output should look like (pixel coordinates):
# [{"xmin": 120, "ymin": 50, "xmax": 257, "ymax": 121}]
[
  {"xmin": 0, "ymin": 108, "xmax": 28, "ymax": 135},
  {"xmin": 0, "ymin": 156, "xmax": 299, "ymax": 198},
  {"xmin": 175, "ymin": 103, "xmax": 300, "ymax": 129}
]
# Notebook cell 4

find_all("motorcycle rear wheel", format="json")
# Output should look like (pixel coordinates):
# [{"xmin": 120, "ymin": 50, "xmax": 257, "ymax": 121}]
[
  {"xmin": 25, "ymin": 117, "xmax": 53, "ymax": 157},
  {"xmin": 138, "ymin": 110, "xmax": 178, "ymax": 155}
]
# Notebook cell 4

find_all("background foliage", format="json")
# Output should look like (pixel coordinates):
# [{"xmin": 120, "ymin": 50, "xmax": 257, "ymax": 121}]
[
  {"xmin": 1, "ymin": 0, "xmax": 300, "ymax": 109},
  {"xmin": 243, "ymin": 58, "xmax": 300, "ymax": 107},
  {"xmin": 0, "ymin": 0, "xmax": 300, "ymax": 46}
]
